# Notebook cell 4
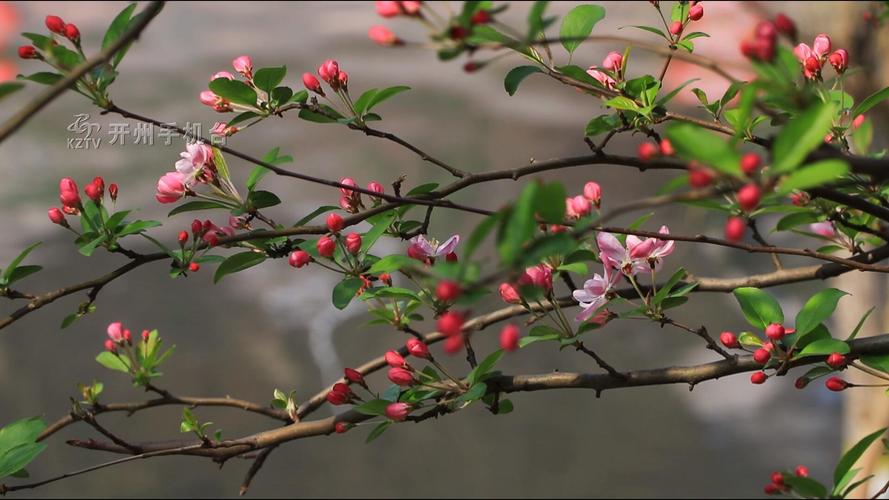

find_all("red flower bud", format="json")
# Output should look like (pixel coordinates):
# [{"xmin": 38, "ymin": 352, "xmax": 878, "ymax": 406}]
[
  {"xmin": 188, "ymin": 262, "xmax": 200, "ymax": 272},
  {"xmin": 740, "ymin": 153, "xmax": 761, "ymax": 176},
  {"xmin": 64, "ymin": 23, "xmax": 80, "ymax": 42},
  {"xmin": 500, "ymin": 324, "xmax": 520, "ymax": 352},
  {"xmin": 771, "ymin": 472, "xmax": 784, "ymax": 486},
  {"xmin": 84, "ymin": 182, "xmax": 103, "ymax": 203},
  {"xmin": 48, "ymin": 207, "xmax": 66, "ymax": 225},
  {"xmin": 385, "ymin": 402, "xmax": 411, "ymax": 421},
  {"xmin": 669, "ymin": 21, "xmax": 683, "ymax": 36},
  {"xmin": 344, "ymin": 368, "xmax": 365, "ymax": 386},
  {"xmin": 795, "ymin": 465, "xmax": 809, "ymax": 478},
  {"xmin": 59, "ymin": 177, "xmax": 81, "ymax": 208},
  {"xmin": 104, "ymin": 339, "xmax": 116, "ymax": 353},
  {"xmin": 385, "ymin": 350, "xmax": 407, "ymax": 368},
  {"xmin": 302, "ymin": 72, "xmax": 324, "ymax": 95},
  {"xmin": 437, "ymin": 311, "xmax": 464, "ymax": 337},
  {"xmin": 765, "ymin": 323, "xmax": 785, "ymax": 340},
  {"xmin": 289, "ymin": 250, "xmax": 311, "ymax": 268},
  {"xmin": 45, "ymin": 15, "xmax": 66, "ymax": 34},
  {"xmin": 826, "ymin": 352, "xmax": 847, "ymax": 369},
  {"xmin": 326, "ymin": 213, "xmax": 344, "ymax": 233},
  {"xmin": 18, "ymin": 45, "xmax": 38, "ymax": 59},
  {"xmin": 445, "ymin": 252, "xmax": 458, "ymax": 263},
  {"xmin": 753, "ymin": 348, "xmax": 771, "ymax": 365},
  {"xmin": 724, "ymin": 216, "xmax": 746, "ymax": 242},
  {"xmin": 764, "ymin": 483, "xmax": 780, "ymax": 495},
  {"xmin": 688, "ymin": 167, "xmax": 714, "ymax": 188},
  {"xmin": 366, "ymin": 181, "xmax": 385, "ymax": 197},
  {"xmin": 471, "ymin": 10, "xmax": 492, "ymax": 25},
  {"xmin": 317, "ymin": 235, "xmax": 336, "ymax": 258},
  {"xmin": 379, "ymin": 273, "xmax": 392, "ymax": 286},
  {"xmin": 750, "ymin": 371, "xmax": 768, "ymax": 384},
  {"xmin": 435, "ymin": 280, "xmax": 461, "ymax": 302},
  {"xmin": 443, "ymin": 334, "xmax": 464, "ymax": 355},
  {"xmin": 406, "ymin": 338, "xmax": 430, "ymax": 359},
  {"xmin": 794, "ymin": 377, "xmax": 809, "ymax": 389},
  {"xmin": 659, "ymin": 139, "xmax": 675, "ymax": 156},
  {"xmin": 191, "ymin": 219, "xmax": 203, "ymax": 236},
  {"xmin": 335, "ymin": 422, "xmax": 351, "ymax": 434},
  {"xmin": 178, "ymin": 231, "xmax": 189, "ymax": 245},
  {"xmin": 825, "ymin": 376, "xmax": 848, "ymax": 392},
  {"xmin": 638, "ymin": 142, "xmax": 659, "ymax": 161},
  {"xmin": 345, "ymin": 233, "xmax": 362, "ymax": 255},
  {"xmin": 368, "ymin": 25, "xmax": 400, "ymax": 46},
  {"xmin": 774, "ymin": 14, "xmax": 797, "ymax": 40},
  {"xmin": 737, "ymin": 184, "xmax": 761, "ymax": 212},
  {"xmin": 688, "ymin": 4, "xmax": 703, "ymax": 21},
  {"xmin": 326, "ymin": 383, "xmax": 353, "ymax": 405},
  {"xmin": 719, "ymin": 331, "xmax": 739, "ymax": 348},
  {"xmin": 108, "ymin": 183, "xmax": 118, "ymax": 202},
  {"xmin": 388, "ymin": 366, "xmax": 415, "ymax": 386},
  {"xmin": 829, "ymin": 49, "xmax": 848, "ymax": 73}
]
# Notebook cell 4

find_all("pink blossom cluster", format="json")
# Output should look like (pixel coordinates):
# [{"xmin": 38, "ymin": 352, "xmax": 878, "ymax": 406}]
[
  {"xmin": 155, "ymin": 143, "xmax": 216, "ymax": 204},
  {"xmin": 200, "ymin": 55, "xmax": 256, "ymax": 113},
  {"xmin": 565, "ymin": 181, "xmax": 602, "ymax": 220},
  {"xmin": 336, "ymin": 177, "xmax": 384, "ymax": 214},
  {"xmin": 407, "ymin": 233, "xmax": 459, "ymax": 264},
  {"xmin": 793, "ymin": 34, "xmax": 848, "ymax": 79}
]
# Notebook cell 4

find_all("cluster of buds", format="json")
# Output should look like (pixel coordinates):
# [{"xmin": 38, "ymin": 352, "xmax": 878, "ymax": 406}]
[
  {"xmin": 326, "ymin": 382, "xmax": 359, "ymax": 405},
  {"xmin": 499, "ymin": 263, "xmax": 554, "ymax": 305},
  {"xmin": 302, "ymin": 59, "xmax": 350, "ymax": 97},
  {"xmin": 200, "ymin": 56, "xmax": 256, "ymax": 112},
  {"xmin": 156, "ymin": 143, "xmax": 221, "ymax": 204},
  {"xmin": 315, "ymin": 231, "xmax": 362, "ymax": 259},
  {"xmin": 52, "ymin": 176, "xmax": 118, "ymax": 221},
  {"xmin": 740, "ymin": 20, "xmax": 779, "ymax": 62},
  {"xmin": 564, "ymin": 181, "xmax": 602, "ymax": 220},
  {"xmin": 189, "ymin": 218, "xmax": 235, "ymax": 249},
  {"xmin": 637, "ymin": 139, "xmax": 674, "ymax": 162},
  {"xmin": 375, "ymin": 1, "xmax": 422, "ymax": 18},
  {"xmin": 666, "ymin": 1, "xmax": 704, "ymax": 39},
  {"xmin": 793, "ymin": 34, "xmax": 848, "ymax": 79},
  {"xmin": 436, "ymin": 310, "xmax": 466, "ymax": 354},
  {"xmin": 335, "ymin": 177, "xmax": 384, "ymax": 213},
  {"xmin": 18, "ymin": 15, "xmax": 80, "ymax": 60},
  {"xmin": 103, "ymin": 321, "xmax": 150, "ymax": 353},
  {"xmin": 764, "ymin": 466, "xmax": 808, "ymax": 495},
  {"xmin": 586, "ymin": 51, "xmax": 623, "ymax": 90}
]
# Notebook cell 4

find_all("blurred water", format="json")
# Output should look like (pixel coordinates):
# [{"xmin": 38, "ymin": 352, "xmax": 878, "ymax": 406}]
[{"xmin": 0, "ymin": 2, "xmax": 856, "ymax": 497}]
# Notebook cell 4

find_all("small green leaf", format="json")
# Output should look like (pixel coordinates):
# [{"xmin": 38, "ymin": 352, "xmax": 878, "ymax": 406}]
[
  {"xmin": 252, "ymin": 66, "xmax": 287, "ymax": 94},
  {"xmin": 852, "ymin": 86, "xmax": 889, "ymax": 117},
  {"xmin": 213, "ymin": 252, "xmax": 266, "ymax": 283},
  {"xmin": 771, "ymin": 102, "xmax": 836, "ymax": 173},
  {"xmin": 833, "ymin": 427, "xmax": 886, "ymax": 485},
  {"xmin": 467, "ymin": 351, "xmax": 504, "ymax": 386},
  {"xmin": 559, "ymin": 4, "xmax": 606, "ymax": 55},
  {"xmin": 365, "ymin": 85, "xmax": 410, "ymax": 112},
  {"xmin": 368, "ymin": 255, "xmax": 416, "ymax": 274},
  {"xmin": 366, "ymin": 421, "xmax": 391, "ymax": 443},
  {"xmin": 777, "ymin": 160, "xmax": 849, "ymax": 194},
  {"xmin": 0, "ymin": 82, "xmax": 24, "ymax": 100},
  {"xmin": 208, "ymin": 78, "xmax": 258, "ymax": 108},
  {"xmin": 738, "ymin": 332, "xmax": 763, "ymax": 348},
  {"xmin": 585, "ymin": 114, "xmax": 621, "ymax": 137},
  {"xmin": 795, "ymin": 288, "xmax": 848, "ymax": 338},
  {"xmin": 455, "ymin": 382, "xmax": 488, "ymax": 404},
  {"xmin": 168, "ymin": 201, "xmax": 232, "ymax": 217},
  {"xmin": 665, "ymin": 123, "xmax": 742, "ymax": 176},
  {"xmin": 95, "ymin": 351, "xmax": 131, "ymax": 373},
  {"xmin": 733, "ymin": 287, "xmax": 783, "ymax": 330},
  {"xmin": 2, "ymin": 242, "xmax": 40, "ymax": 284},
  {"xmin": 332, "ymin": 278, "xmax": 363, "ymax": 309},
  {"xmin": 795, "ymin": 339, "xmax": 849, "ymax": 358},
  {"xmin": 498, "ymin": 182, "xmax": 539, "ymax": 265},
  {"xmin": 0, "ymin": 443, "xmax": 47, "ymax": 479},
  {"xmin": 354, "ymin": 399, "xmax": 390, "ymax": 417},
  {"xmin": 783, "ymin": 475, "xmax": 828, "ymax": 499},
  {"xmin": 504, "ymin": 65, "xmax": 543, "ymax": 96}
]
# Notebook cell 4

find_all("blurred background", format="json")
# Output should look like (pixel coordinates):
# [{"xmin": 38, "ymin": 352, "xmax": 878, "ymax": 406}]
[{"xmin": 0, "ymin": 1, "xmax": 888, "ymax": 497}]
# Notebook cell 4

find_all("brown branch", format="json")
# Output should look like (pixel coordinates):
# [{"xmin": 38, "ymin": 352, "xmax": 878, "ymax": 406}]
[{"xmin": 0, "ymin": 1, "xmax": 165, "ymax": 144}]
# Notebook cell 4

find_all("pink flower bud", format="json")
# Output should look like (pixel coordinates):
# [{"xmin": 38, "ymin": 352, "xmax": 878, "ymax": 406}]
[
  {"xmin": 344, "ymin": 368, "xmax": 366, "ymax": 386},
  {"xmin": 737, "ymin": 184, "xmax": 761, "ymax": 212},
  {"xmin": 437, "ymin": 311, "xmax": 464, "ymax": 337},
  {"xmin": 774, "ymin": 14, "xmax": 796, "ymax": 39},
  {"xmin": 471, "ymin": 10, "xmax": 492, "ymax": 25},
  {"xmin": 155, "ymin": 172, "xmax": 187, "ymax": 204},
  {"xmin": 658, "ymin": 139, "xmax": 674, "ymax": 157},
  {"xmin": 302, "ymin": 72, "xmax": 324, "ymax": 95},
  {"xmin": 435, "ymin": 280, "xmax": 461, "ymax": 302},
  {"xmin": 64, "ymin": 23, "xmax": 80, "ymax": 42},
  {"xmin": 756, "ymin": 21, "xmax": 777, "ymax": 41},
  {"xmin": 104, "ymin": 339, "xmax": 116, "ymax": 353},
  {"xmin": 388, "ymin": 367, "xmax": 415, "ymax": 386},
  {"xmin": 318, "ymin": 59, "xmax": 340, "ymax": 85},
  {"xmin": 345, "ymin": 232, "xmax": 362, "ymax": 255},
  {"xmin": 567, "ymin": 195, "xmax": 592, "ymax": 218},
  {"xmin": 765, "ymin": 323, "xmax": 785, "ymax": 340},
  {"xmin": 107, "ymin": 322, "xmax": 124, "ymax": 342},
  {"xmin": 583, "ymin": 181, "xmax": 601, "ymax": 206},
  {"xmin": 688, "ymin": 4, "xmax": 703, "ymax": 21},
  {"xmin": 753, "ymin": 348, "xmax": 771, "ymax": 365},
  {"xmin": 108, "ymin": 183, "xmax": 118, "ymax": 202},
  {"xmin": 795, "ymin": 466, "xmax": 809, "ymax": 478},
  {"xmin": 638, "ymin": 142, "xmax": 659, "ymax": 161},
  {"xmin": 335, "ymin": 422, "xmax": 351, "ymax": 434},
  {"xmin": 828, "ymin": 49, "xmax": 848, "ymax": 73},
  {"xmin": 326, "ymin": 213, "xmax": 345, "ymax": 233},
  {"xmin": 18, "ymin": 46, "xmax": 38, "ymax": 59},
  {"xmin": 375, "ymin": 1, "xmax": 402, "ymax": 17},
  {"xmin": 602, "ymin": 51, "xmax": 623, "ymax": 72},
  {"xmin": 724, "ymin": 216, "xmax": 746, "ymax": 242},
  {"xmin": 316, "ymin": 235, "xmax": 336, "ymax": 258},
  {"xmin": 518, "ymin": 264, "xmax": 553, "ymax": 291},
  {"xmin": 385, "ymin": 402, "xmax": 411, "ymax": 421},
  {"xmin": 369, "ymin": 25, "xmax": 400, "ymax": 46},
  {"xmin": 669, "ymin": 21, "xmax": 683, "ymax": 36},
  {"xmin": 48, "ymin": 207, "xmax": 66, "ymax": 225},
  {"xmin": 339, "ymin": 177, "xmax": 357, "ymax": 196},
  {"xmin": 499, "ymin": 283, "xmax": 521, "ymax": 304},
  {"xmin": 211, "ymin": 71, "xmax": 234, "ymax": 81},
  {"xmin": 813, "ymin": 34, "xmax": 831, "ymax": 59},
  {"xmin": 84, "ymin": 182, "xmax": 102, "ymax": 203},
  {"xmin": 406, "ymin": 338, "xmax": 430, "ymax": 359},
  {"xmin": 366, "ymin": 181, "xmax": 384, "ymax": 197},
  {"xmin": 188, "ymin": 262, "xmax": 200, "ymax": 272},
  {"xmin": 326, "ymin": 383, "xmax": 353, "ymax": 405},
  {"xmin": 337, "ymin": 71, "xmax": 349, "ymax": 88},
  {"xmin": 740, "ymin": 153, "xmax": 761, "ymax": 175},
  {"xmin": 401, "ymin": 1, "xmax": 421, "ymax": 15},
  {"xmin": 720, "ymin": 331, "xmax": 739, "ymax": 348},
  {"xmin": 191, "ymin": 219, "xmax": 203, "ymax": 236},
  {"xmin": 500, "ymin": 324, "xmax": 520, "ymax": 352},
  {"xmin": 443, "ymin": 334, "xmax": 464, "ymax": 355},
  {"xmin": 825, "ymin": 376, "xmax": 848, "ymax": 392},
  {"xmin": 385, "ymin": 350, "xmax": 407, "ymax": 368},
  {"xmin": 232, "ymin": 55, "xmax": 253, "ymax": 78},
  {"xmin": 59, "ymin": 177, "xmax": 81, "ymax": 208},
  {"xmin": 178, "ymin": 231, "xmax": 189, "ymax": 245},
  {"xmin": 141, "ymin": 330, "xmax": 150, "ymax": 342},
  {"xmin": 289, "ymin": 250, "xmax": 310, "ymax": 268},
  {"xmin": 200, "ymin": 90, "xmax": 220, "ymax": 107},
  {"xmin": 45, "ymin": 15, "xmax": 66, "ymax": 35},
  {"xmin": 826, "ymin": 352, "xmax": 846, "ymax": 369}
]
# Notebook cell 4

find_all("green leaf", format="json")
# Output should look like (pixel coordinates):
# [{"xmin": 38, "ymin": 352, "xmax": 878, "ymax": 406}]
[
  {"xmin": 527, "ymin": 1, "xmax": 552, "ymax": 40},
  {"xmin": 604, "ymin": 96, "xmax": 640, "ymax": 113},
  {"xmin": 332, "ymin": 278, "xmax": 363, "ymax": 309},
  {"xmin": 0, "ymin": 443, "xmax": 47, "ymax": 479},
  {"xmin": 366, "ymin": 421, "xmax": 391, "ymax": 443},
  {"xmin": 455, "ymin": 382, "xmax": 488, "ymax": 404},
  {"xmin": 504, "ymin": 65, "xmax": 543, "ymax": 96},
  {"xmin": 774, "ymin": 211, "xmax": 821, "ymax": 232},
  {"xmin": 208, "ymin": 78, "xmax": 258, "ymax": 108},
  {"xmin": 293, "ymin": 206, "xmax": 339, "ymax": 227},
  {"xmin": 0, "ymin": 82, "xmax": 24, "ymax": 101},
  {"xmin": 116, "ymin": 220, "xmax": 161, "ymax": 237},
  {"xmin": 738, "ymin": 332, "xmax": 763, "ymax": 348},
  {"xmin": 498, "ymin": 182, "xmax": 539, "ymax": 265},
  {"xmin": 0, "ymin": 417, "xmax": 46, "ymax": 453},
  {"xmin": 467, "ymin": 351, "xmax": 504, "ymax": 386},
  {"xmin": 247, "ymin": 190, "xmax": 281, "ymax": 210},
  {"xmin": 2, "ymin": 242, "xmax": 40, "ymax": 285},
  {"xmin": 833, "ymin": 427, "xmax": 886, "ymax": 485},
  {"xmin": 559, "ymin": 4, "xmax": 606, "ymax": 55},
  {"xmin": 101, "ymin": 3, "xmax": 137, "ymax": 54},
  {"xmin": 585, "ymin": 114, "xmax": 621, "ymax": 137},
  {"xmin": 847, "ymin": 307, "xmax": 874, "ymax": 341},
  {"xmin": 624, "ymin": 25, "xmax": 668, "ymax": 40},
  {"xmin": 7, "ymin": 266, "xmax": 41, "ymax": 285},
  {"xmin": 852, "ymin": 86, "xmax": 889, "ymax": 117},
  {"xmin": 733, "ymin": 287, "xmax": 783, "ymax": 330},
  {"xmin": 535, "ymin": 181, "xmax": 567, "ymax": 224},
  {"xmin": 298, "ymin": 105, "xmax": 343, "ymax": 123},
  {"xmin": 95, "ymin": 351, "xmax": 131, "ymax": 373},
  {"xmin": 354, "ymin": 399, "xmax": 390, "ymax": 417},
  {"xmin": 168, "ymin": 200, "xmax": 231, "ymax": 217},
  {"xmin": 253, "ymin": 66, "xmax": 287, "ymax": 94},
  {"xmin": 365, "ymin": 85, "xmax": 410, "ymax": 113},
  {"xmin": 665, "ymin": 123, "xmax": 742, "ymax": 176},
  {"xmin": 213, "ymin": 252, "xmax": 266, "ymax": 283},
  {"xmin": 795, "ymin": 339, "xmax": 850, "ymax": 359},
  {"xmin": 655, "ymin": 78, "xmax": 700, "ymax": 106},
  {"xmin": 782, "ymin": 475, "xmax": 828, "ymax": 499},
  {"xmin": 860, "ymin": 354, "xmax": 889, "ymax": 374},
  {"xmin": 771, "ymin": 102, "xmax": 836, "ymax": 173},
  {"xmin": 795, "ymin": 288, "xmax": 848, "ymax": 338},
  {"xmin": 368, "ymin": 255, "xmax": 416, "ymax": 274},
  {"xmin": 777, "ymin": 160, "xmax": 849, "ymax": 195}
]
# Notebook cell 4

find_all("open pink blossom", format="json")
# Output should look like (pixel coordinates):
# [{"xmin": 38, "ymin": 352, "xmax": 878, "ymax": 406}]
[
  {"xmin": 106, "ymin": 321, "xmax": 124, "ymax": 342},
  {"xmin": 809, "ymin": 221, "xmax": 836, "ymax": 238},
  {"xmin": 408, "ymin": 234, "xmax": 459, "ymax": 259},
  {"xmin": 573, "ymin": 258, "xmax": 621, "ymax": 322},
  {"xmin": 597, "ymin": 232, "xmax": 650, "ymax": 276},
  {"xmin": 602, "ymin": 51, "xmax": 623, "ymax": 73},
  {"xmin": 586, "ymin": 67, "xmax": 616, "ymax": 89},
  {"xmin": 812, "ymin": 33, "xmax": 831, "ymax": 58},
  {"xmin": 155, "ymin": 172, "xmax": 187, "ymax": 204},
  {"xmin": 175, "ymin": 143, "xmax": 213, "ymax": 178}
]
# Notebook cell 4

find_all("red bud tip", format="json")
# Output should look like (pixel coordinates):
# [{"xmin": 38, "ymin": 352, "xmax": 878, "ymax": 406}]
[
  {"xmin": 719, "ymin": 331, "xmax": 739, "ymax": 348},
  {"xmin": 317, "ymin": 235, "xmax": 336, "ymax": 258},
  {"xmin": 825, "ymin": 376, "xmax": 848, "ymax": 392},
  {"xmin": 765, "ymin": 323, "xmax": 785, "ymax": 340},
  {"xmin": 406, "ymin": 338, "xmax": 431, "ymax": 359},
  {"xmin": 188, "ymin": 262, "xmax": 200, "ymax": 272},
  {"xmin": 750, "ymin": 371, "xmax": 768, "ymax": 384},
  {"xmin": 45, "ymin": 15, "xmax": 66, "ymax": 35},
  {"xmin": 724, "ymin": 216, "xmax": 746, "ymax": 242},
  {"xmin": 753, "ymin": 348, "xmax": 771, "ymax": 365},
  {"xmin": 345, "ymin": 233, "xmax": 362, "ymax": 255},
  {"xmin": 737, "ymin": 184, "xmax": 762, "ymax": 212}
]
